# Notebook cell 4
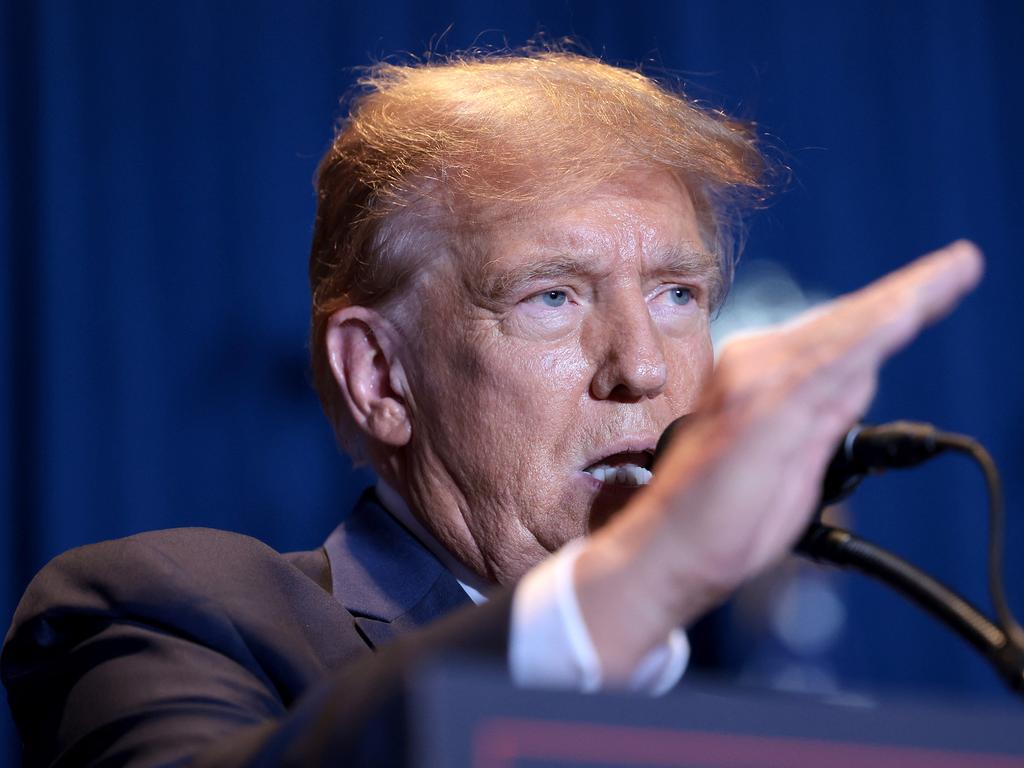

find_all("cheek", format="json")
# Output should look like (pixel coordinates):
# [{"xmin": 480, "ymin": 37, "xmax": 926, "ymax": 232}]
[
  {"xmin": 538, "ymin": 340, "xmax": 592, "ymax": 383},
  {"xmin": 479, "ymin": 339, "xmax": 593, "ymax": 440},
  {"xmin": 411, "ymin": 319, "xmax": 589, "ymax": 465},
  {"xmin": 666, "ymin": 321, "xmax": 714, "ymax": 408}
]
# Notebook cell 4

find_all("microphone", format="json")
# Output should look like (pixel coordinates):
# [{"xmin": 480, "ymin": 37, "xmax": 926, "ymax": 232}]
[
  {"xmin": 819, "ymin": 420, "xmax": 948, "ymax": 504},
  {"xmin": 654, "ymin": 417, "xmax": 948, "ymax": 506},
  {"xmin": 656, "ymin": 416, "xmax": 1024, "ymax": 692}
]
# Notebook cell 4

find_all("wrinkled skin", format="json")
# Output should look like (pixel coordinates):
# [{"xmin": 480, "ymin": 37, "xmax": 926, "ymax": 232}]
[
  {"xmin": 326, "ymin": 169, "xmax": 983, "ymax": 685},
  {"xmin": 395, "ymin": 172, "xmax": 716, "ymax": 584}
]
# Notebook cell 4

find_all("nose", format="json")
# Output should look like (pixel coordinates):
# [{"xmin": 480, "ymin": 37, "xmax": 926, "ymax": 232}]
[{"xmin": 589, "ymin": 296, "xmax": 668, "ymax": 401}]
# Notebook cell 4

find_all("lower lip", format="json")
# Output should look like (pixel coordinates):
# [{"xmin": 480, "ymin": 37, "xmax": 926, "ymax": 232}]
[{"xmin": 574, "ymin": 470, "xmax": 646, "ymax": 494}]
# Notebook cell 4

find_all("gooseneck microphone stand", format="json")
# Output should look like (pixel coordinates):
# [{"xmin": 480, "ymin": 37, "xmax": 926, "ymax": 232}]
[
  {"xmin": 796, "ymin": 521, "xmax": 1024, "ymax": 692},
  {"xmin": 654, "ymin": 418, "xmax": 1024, "ymax": 697},
  {"xmin": 796, "ymin": 426, "xmax": 1024, "ymax": 696}
]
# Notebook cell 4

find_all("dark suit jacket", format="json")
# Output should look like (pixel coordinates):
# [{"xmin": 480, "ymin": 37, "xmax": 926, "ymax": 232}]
[{"xmin": 2, "ymin": 489, "xmax": 511, "ymax": 767}]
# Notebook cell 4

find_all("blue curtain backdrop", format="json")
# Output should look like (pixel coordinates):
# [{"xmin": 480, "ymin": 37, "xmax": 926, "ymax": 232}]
[{"xmin": 2, "ymin": 0, "xmax": 1023, "ymax": 760}]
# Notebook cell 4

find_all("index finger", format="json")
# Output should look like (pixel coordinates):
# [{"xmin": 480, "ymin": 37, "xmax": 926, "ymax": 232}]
[{"xmin": 802, "ymin": 239, "xmax": 984, "ymax": 366}]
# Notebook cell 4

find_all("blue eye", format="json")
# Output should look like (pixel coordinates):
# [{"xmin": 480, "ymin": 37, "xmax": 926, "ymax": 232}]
[
  {"xmin": 668, "ymin": 287, "xmax": 692, "ymax": 305},
  {"xmin": 540, "ymin": 290, "xmax": 568, "ymax": 307}
]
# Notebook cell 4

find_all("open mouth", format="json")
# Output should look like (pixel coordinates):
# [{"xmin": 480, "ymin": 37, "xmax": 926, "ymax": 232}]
[{"xmin": 582, "ymin": 451, "xmax": 654, "ymax": 487}]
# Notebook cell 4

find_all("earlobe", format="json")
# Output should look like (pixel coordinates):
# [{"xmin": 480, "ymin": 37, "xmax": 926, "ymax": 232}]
[
  {"xmin": 367, "ymin": 399, "xmax": 411, "ymax": 446},
  {"xmin": 325, "ymin": 307, "xmax": 412, "ymax": 447}
]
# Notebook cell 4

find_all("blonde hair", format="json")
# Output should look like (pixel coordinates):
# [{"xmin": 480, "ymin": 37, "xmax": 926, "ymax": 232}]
[{"xmin": 309, "ymin": 50, "xmax": 768, "ymax": 453}]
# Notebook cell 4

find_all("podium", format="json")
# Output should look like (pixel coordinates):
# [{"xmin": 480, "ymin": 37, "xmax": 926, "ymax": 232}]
[{"xmin": 409, "ymin": 657, "xmax": 1024, "ymax": 767}]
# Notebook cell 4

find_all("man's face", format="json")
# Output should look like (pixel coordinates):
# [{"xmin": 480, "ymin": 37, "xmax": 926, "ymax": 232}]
[{"xmin": 398, "ymin": 171, "xmax": 716, "ymax": 583}]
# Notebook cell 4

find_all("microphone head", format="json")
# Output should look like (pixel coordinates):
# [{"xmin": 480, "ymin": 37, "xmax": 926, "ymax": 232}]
[
  {"xmin": 821, "ymin": 435, "xmax": 866, "ymax": 506},
  {"xmin": 655, "ymin": 416, "xmax": 945, "ymax": 515},
  {"xmin": 654, "ymin": 415, "xmax": 691, "ymax": 468}
]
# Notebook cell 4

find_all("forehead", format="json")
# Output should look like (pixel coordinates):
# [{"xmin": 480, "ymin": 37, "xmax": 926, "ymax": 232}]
[{"xmin": 451, "ymin": 171, "xmax": 719, "ymax": 291}]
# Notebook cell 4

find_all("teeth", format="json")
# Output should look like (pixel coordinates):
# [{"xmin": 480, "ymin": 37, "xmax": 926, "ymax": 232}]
[{"xmin": 584, "ymin": 463, "xmax": 653, "ymax": 486}]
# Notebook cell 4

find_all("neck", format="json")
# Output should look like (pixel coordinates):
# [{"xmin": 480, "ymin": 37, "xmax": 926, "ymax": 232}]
[{"xmin": 375, "ymin": 478, "xmax": 493, "ymax": 603}]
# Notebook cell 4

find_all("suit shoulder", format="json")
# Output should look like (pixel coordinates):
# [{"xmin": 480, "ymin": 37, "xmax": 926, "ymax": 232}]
[
  {"xmin": 60, "ymin": 525, "xmax": 283, "ymax": 568},
  {"xmin": 2, "ymin": 531, "xmax": 369, "ymax": 766},
  {"xmin": 5, "ymin": 528, "xmax": 336, "ymax": 655},
  {"xmin": 21, "ymin": 528, "xmax": 286, "ymax": 605}
]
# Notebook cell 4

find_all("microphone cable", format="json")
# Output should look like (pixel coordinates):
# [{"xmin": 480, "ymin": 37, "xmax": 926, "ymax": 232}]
[
  {"xmin": 936, "ymin": 432, "xmax": 1024, "ymax": 651},
  {"xmin": 798, "ymin": 424, "xmax": 1024, "ymax": 692},
  {"xmin": 655, "ymin": 416, "xmax": 1024, "ymax": 691}
]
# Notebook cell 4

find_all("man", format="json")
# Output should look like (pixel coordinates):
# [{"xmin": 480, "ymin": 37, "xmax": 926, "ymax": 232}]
[{"xmin": 2, "ymin": 51, "xmax": 982, "ymax": 766}]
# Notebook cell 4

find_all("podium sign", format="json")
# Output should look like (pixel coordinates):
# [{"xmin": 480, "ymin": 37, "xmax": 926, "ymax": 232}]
[{"xmin": 410, "ymin": 658, "xmax": 1024, "ymax": 768}]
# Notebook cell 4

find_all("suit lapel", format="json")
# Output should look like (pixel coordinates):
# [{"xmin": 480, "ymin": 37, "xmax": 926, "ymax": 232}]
[{"xmin": 323, "ymin": 489, "xmax": 471, "ymax": 649}]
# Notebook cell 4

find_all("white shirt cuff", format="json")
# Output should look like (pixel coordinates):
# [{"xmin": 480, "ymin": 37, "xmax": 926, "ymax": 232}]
[{"xmin": 509, "ymin": 538, "xmax": 689, "ymax": 695}]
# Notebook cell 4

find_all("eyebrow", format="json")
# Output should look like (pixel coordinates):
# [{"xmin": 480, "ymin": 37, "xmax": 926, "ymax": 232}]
[
  {"xmin": 474, "ymin": 243, "xmax": 722, "ymax": 303},
  {"xmin": 476, "ymin": 255, "xmax": 599, "ymax": 301},
  {"xmin": 652, "ymin": 244, "xmax": 724, "ymax": 301}
]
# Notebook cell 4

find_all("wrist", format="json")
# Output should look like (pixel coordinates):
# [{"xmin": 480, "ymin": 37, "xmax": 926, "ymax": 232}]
[{"xmin": 573, "ymin": 501, "xmax": 724, "ymax": 684}]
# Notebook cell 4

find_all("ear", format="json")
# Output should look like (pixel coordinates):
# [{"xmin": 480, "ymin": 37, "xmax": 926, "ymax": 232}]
[{"xmin": 325, "ymin": 306, "xmax": 412, "ymax": 448}]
